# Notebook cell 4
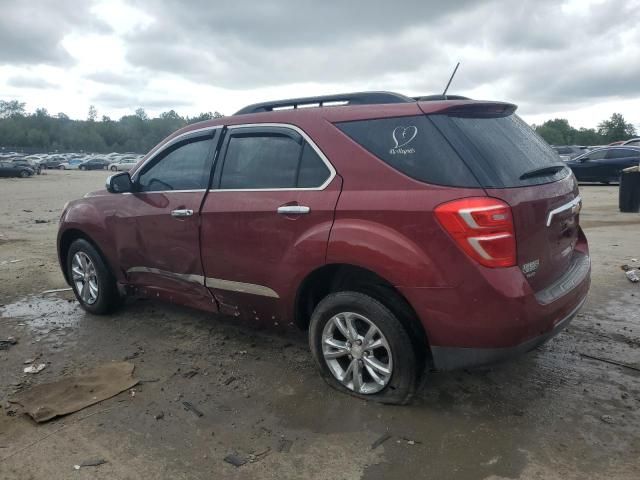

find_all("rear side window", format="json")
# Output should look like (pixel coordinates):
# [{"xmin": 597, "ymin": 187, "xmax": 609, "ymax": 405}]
[
  {"xmin": 336, "ymin": 115, "xmax": 479, "ymax": 187},
  {"xmin": 606, "ymin": 149, "xmax": 637, "ymax": 159},
  {"xmin": 338, "ymin": 113, "xmax": 568, "ymax": 188},
  {"xmin": 431, "ymin": 114, "xmax": 568, "ymax": 188},
  {"xmin": 219, "ymin": 128, "xmax": 331, "ymax": 189}
]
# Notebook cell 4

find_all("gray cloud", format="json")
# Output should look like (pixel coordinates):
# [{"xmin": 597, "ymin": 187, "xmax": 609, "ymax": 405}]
[
  {"xmin": 92, "ymin": 90, "xmax": 191, "ymax": 111},
  {"xmin": 85, "ymin": 71, "xmax": 149, "ymax": 89},
  {"xmin": 123, "ymin": 0, "xmax": 640, "ymax": 109},
  {"xmin": 7, "ymin": 75, "xmax": 57, "ymax": 89},
  {"xmin": 0, "ymin": 1, "xmax": 110, "ymax": 66}
]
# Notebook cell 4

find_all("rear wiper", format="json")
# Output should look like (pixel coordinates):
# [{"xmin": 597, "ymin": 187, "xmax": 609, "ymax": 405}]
[{"xmin": 519, "ymin": 164, "xmax": 566, "ymax": 180}]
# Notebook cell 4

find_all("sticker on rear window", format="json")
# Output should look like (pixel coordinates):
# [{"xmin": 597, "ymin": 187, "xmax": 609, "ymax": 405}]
[{"xmin": 390, "ymin": 126, "xmax": 417, "ymax": 155}]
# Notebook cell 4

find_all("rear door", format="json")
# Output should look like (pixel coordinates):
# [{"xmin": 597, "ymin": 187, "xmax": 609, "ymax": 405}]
[
  {"xmin": 199, "ymin": 124, "xmax": 340, "ymax": 319},
  {"xmin": 427, "ymin": 109, "xmax": 581, "ymax": 291},
  {"xmin": 604, "ymin": 148, "xmax": 640, "ymax": 180}
]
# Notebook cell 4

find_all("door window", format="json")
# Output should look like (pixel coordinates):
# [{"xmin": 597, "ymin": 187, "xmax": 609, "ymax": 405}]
[
  {"xmin": 137, "ymin": 135, "xmax": 214, "ymax": 192},
  {"xmin": 582, "ymin": 150, "xmax": 607, "ymax": 161},
  {"xmin": 219, "ymin": 128, "xmax": 331, "ymax": 189},
  {"xmin": 606, "ymin": 148, "xmax": 637, "ymax": 159}
]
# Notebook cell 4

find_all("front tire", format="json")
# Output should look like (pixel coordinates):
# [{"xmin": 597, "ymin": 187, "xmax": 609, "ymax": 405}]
[
  {"xmin": 110, "ymin": 166, "xmax": 117, "ymax": 171},
  {"xmin": 19, "ymin": 170, "xmax": 29, "ymax": 178},
  {"xmin": 66, "ymin": 239, "xmax": 119, "ymax": 314},
  {"xmin": 309, "ymin": 291, "xmax": 418, "ymax": 404}
]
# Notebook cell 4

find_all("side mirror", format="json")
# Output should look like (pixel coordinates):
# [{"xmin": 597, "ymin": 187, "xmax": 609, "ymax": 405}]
[
  {"xmin": 580, "ymin": 157, "xmax": 589, "ymax": 162},
  {"xmin": 106, "ymin": 172, "xmax": 133, "ymax": 193}
]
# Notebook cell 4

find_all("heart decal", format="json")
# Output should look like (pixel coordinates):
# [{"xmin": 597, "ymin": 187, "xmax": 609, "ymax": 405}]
[{"xmin": 392, "ymin": 126, "xmax": 418, "ymax": 149}]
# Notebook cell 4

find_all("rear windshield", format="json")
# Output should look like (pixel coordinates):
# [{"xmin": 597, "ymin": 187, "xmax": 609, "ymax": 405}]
[{"xmin": 336, "ymin": 113, "xmax": 568, "ymax": 188}]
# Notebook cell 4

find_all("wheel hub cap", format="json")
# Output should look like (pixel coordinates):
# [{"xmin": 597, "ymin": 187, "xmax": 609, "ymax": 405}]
[
  {"xmin": 71, "ymin": 252, "xmax": 99, "ymax": 305},
  {"xmin": 321, "ymin": 312, "xmax": 393, "ymax": 394}
]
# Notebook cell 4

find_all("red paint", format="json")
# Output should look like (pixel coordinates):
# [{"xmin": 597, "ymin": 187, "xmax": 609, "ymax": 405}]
[{"xmin": 58, "ymin": 97, "xmax": 590, "ymax": 363}]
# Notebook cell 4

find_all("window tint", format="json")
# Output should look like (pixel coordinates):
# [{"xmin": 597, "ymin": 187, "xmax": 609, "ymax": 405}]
[
  {"xmin": 625, "ymin": 140, "xmax": 640, "ymax": 146},
  {"xmin": 585, "ymin": 150, "xmax": 607, "ymax": 160},
  {"xmin": 137, "ymin": 136, "xmax": 213, "ymax": 192},
  {"xmin": 336, "ymin": 115, "xmax": 479, "ymax": 187},
  {"xmin": 220, "ymin": 134, "xmax": 301, "ymax": 189},
  {"xmin": 218, "ymin": 130, "xmax": 330, "ymax": 190},
  {"xmin": 606, "ymin": 148, "xmax": 638, "ymax": 159},
  {"xmin": 430, "ymin": 114, "xmax": 567, "ymax": 188},
  {"xmin": 297, "ymin": 143, "xmax": 331, "ymax": 187}
]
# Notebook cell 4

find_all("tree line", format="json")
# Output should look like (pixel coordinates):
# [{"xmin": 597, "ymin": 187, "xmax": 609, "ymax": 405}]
[
  {"xmin": 0, "ymin": 100, "xmax": 223, "ymax": 154},
  {"xmin": 1, "ymin": 99, "xmax": 637, "ymax": 154},
  {"xmin": 533, "ymin": 112, "xmax": 636, "ymax": 146}
]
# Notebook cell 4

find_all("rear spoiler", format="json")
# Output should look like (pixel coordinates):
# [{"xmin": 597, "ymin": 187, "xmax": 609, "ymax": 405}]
[{"xmin": 423, "ymin": 101, "xmax": 517, "ymax": 118}]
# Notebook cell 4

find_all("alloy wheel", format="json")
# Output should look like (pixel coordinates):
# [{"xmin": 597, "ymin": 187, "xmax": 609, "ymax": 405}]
[
  {"xmin": 321, "ymin": 312, "xmax": 393, "ymax": 394},
  {"xmin": 71, "ymin": 252, "xmax": 99, "ymax": 305}
]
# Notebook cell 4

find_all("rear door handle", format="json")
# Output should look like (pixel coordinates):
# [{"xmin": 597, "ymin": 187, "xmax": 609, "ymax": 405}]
[
  {"xmin": 277, "ymin": 205, "xmax": 310, "ymax": 215},
  {"xmin": 171, "ymin": 209, "xmax": 193, "ymax": 218}
]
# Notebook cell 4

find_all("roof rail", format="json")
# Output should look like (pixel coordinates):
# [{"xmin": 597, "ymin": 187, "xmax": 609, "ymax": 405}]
[{"xmin": 234, "ymin": 91, "xmax": 414, "ymax": 115}]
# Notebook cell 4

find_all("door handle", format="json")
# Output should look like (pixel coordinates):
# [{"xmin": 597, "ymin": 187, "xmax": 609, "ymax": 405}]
[
  {"xmin": 171, "ymin": 209, "xmax": 194, "ymax": 218},
  {"xmin": 277, "ymin": 205, "xmax": 310, "ymax": 215}
]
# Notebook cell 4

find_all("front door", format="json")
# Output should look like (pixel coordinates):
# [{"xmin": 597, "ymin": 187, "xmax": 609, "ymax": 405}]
[
  {"xmin": 199, "ymin": 125, "xmax": 341, "ymax": 321},
  {"xmin": 115, "ymin": 128, "xmax": 220, "ymax": 311}
]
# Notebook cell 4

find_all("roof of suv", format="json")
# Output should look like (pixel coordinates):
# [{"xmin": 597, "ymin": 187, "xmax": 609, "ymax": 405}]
[{"xmin": 146, "ymin": 91, "xmax": 517, "ymax": 159}]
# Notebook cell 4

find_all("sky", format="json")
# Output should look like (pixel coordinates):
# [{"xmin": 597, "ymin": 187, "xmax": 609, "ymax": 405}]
[{"xmin": 0, "ymin": 0, "xmax": 639, "ymax": 129}]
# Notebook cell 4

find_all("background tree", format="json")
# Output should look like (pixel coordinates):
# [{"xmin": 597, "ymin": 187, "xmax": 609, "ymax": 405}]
[
  {"xmin": 87, "ymin": 105, "xmax": 98, "ymax": 122},
  {"xmin": 597, "ymin": 113, "xmax": 637, "ymax": 143},
  {"xmin": 0, "ymin": 100, "xmax": 26, "ymax": 118},
  {"xmin": 534, "ymin": 119, "xmax": 575, "ymax": 145}
]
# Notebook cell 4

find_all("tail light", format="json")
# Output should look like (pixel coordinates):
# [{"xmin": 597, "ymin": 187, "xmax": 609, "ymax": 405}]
[{"xmin": 435, "ymin": 197, "xmax": 516, "ymax": 268}]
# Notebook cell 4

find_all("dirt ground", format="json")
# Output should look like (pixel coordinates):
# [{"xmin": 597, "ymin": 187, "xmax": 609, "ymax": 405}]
[{"xmin": 1, "ymin": 169, "xmax": 639, "ymax": 479}]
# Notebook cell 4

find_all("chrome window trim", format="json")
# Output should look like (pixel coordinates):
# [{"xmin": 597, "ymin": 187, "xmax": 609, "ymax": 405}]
[
  {"xmin": 209, "ymin": 122, "xmax": 337, "ymax": 192},
  {"xmin": 130, "ymin": 125, "xmax": 222, "ymax": 184},
  {"xmin": 546, "ymin": 195, "xmax": 582, "ymax": 227}
]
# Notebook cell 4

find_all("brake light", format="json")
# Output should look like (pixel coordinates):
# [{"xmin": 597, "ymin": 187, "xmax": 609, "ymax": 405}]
[{"xmin": 435, "ymin": 197, "xmax": 516, "ymax": 268}]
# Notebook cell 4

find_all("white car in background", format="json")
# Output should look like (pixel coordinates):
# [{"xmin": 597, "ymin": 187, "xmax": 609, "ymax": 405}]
[
  {"xmin": 108, "ymin": 157, "xmax": 139, "ymax": 171},
  {"xmin": 58, "ymin": 159, "xmax": 87, "ymax": 170}
]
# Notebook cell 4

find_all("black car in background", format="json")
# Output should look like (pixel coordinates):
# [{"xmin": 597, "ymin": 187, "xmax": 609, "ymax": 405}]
[
  {"xmin": 0, "ymin": 161, "xmax": 34, "ymax": 177},
  {"xmin": 567, "ymin": 147, "xmax": 640, "ymax": 183},
  {"xmin": 553, "ymin": 145, "xmax": 588, "ymax": 161},
  {"xmin": 78, "ymin": 158, "xmax": 110, "ymax": 170},
  {"xmin": 11, "ymin": 158, "xmax": 41, "ymax": 174},
  {"xmin": 39, "ymin": 157, "xmax": 65, "ymax": 169}
]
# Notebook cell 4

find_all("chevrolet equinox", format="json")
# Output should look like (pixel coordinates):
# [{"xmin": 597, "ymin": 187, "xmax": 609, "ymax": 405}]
[{"xmin": 57, "ymin": 92, "xmax": 590, "ymax": 404}]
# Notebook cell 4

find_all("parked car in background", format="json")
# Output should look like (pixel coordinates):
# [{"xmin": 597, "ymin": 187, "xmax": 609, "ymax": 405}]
[
  {"xmin": 621, "ymin": 138, "xmax": 640, "ymax": 147},
  {"xmin": 11, "ymin": 157, "xmax": 41, "ymax": 174},
  {"xmin": 58, "ymin": 159, "xmax": 86, "ymax": 170},
  {"xmin": 567, "ymin": 147, "xmax": 640, "ymax": 183},
  {"xmin": 0, "ymin": 161, "xmax": 34, "ymax": 177},
  {"xmin": 79, "ymin": 158, "xmax": 110, "ymax": 170},
  {"xmin": 39, "ymin": 157, "xmax": 65, "ymax": 169},
  {"xmin": 552, "ymin": 145, "xmax": 588, "ymax": 162},
  {"xmin": 58, "ymin": 91, "xmax": 590, "ymax": 404},
  {"xmin": 108, "ymin": 157, "xmax": 138, "ymax": 171}
]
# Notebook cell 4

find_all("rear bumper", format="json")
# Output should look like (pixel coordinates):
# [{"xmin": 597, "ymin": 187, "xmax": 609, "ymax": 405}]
[
  {"xmin": 399, "ymin": 246, "xmax": 590, "ymax": 370},
  {"xmin": 429, "ymin": 295, "xmax": 586, "ymax": 370}
]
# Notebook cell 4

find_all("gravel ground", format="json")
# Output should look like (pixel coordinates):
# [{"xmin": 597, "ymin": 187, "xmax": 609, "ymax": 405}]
[{"xmin": 0, "ymin": 169, "xmax": 639, "ymax": 479}]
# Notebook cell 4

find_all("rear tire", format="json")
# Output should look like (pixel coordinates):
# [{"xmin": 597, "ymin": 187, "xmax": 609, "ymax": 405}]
[
  {"xmin": 110, "ymin": 166, "xmax": 117, "ymax": 171},
  {"xmin": 309, "ymin": 291, "xmax": 418, "ymax": 404},
  {"xmin": 66, "ymin": 239, "xmax": 120, "ymax": 315},
  {"xmin": 19, "ymin": 170, "xmax": 29, "ymax": 178}
]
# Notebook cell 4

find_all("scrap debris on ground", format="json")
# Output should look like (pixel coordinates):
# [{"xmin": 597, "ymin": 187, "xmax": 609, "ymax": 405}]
[{"xmin": 9, "ymin": 362, "xmax": 138, "ymax": 422}]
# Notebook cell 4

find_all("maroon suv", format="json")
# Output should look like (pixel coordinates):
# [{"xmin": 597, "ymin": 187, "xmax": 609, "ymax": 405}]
[{"xmin": 57, "ymin": 92, "xmax": 590, "ymax": 404}]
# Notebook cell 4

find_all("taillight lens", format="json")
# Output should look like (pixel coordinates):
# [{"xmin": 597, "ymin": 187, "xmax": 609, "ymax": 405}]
[{"xmin": 435, "ymin": 197, "xmax": 516, "ymax": 268}]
